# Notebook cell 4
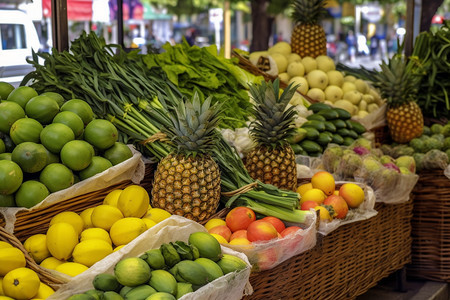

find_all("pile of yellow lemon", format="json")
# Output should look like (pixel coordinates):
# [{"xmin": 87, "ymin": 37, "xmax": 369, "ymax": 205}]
[
  {"xmin": 22, "ymin": 185, "xmax": 172, "ymax": 278},
  {"xmin": 0, "ymin": 240, "xmax": 55, "ymax": 300}
]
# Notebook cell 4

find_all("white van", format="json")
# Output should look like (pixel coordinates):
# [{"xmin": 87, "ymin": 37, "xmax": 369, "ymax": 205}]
[{"xmin": 0, "ymin": 9, "xmax": 41, "ymax": 87}]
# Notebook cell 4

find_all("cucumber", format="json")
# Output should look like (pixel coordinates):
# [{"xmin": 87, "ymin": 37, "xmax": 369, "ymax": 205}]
[
  {"xmin": 306, "ymin": 114, "xmax": 326, "ymax": 122},
  {"xmin": 345, "ymin": 120, "xmax": 353, "ymax": 130},
  {"xmin": 332, "ymin": 134, "xmax": 344, "ymax": 144},
  {"xmin": 347, "ymin": 130, "xmax": 359, "ymax": 139},
  {"xmin": 303, "ymin": 127, "xmax": 320, "ymax": 140},
  {"xmin": 337, "ymin": 128, "xmax": 351, "ymax": 137},
  {"xmin": 333, "ymin": 108, "xmax": 352, "ymax": 120},
  {"xmin": 300, "ymin": 140, "xmax": 323, "ymax": 153},
  {"xmin": 301, "ymin": 120, "xmax": 326, "ymax": 132},
  {"xmin": 307, "ymin": 102, "xmax": 330, "ymax": 113},
  {"xmin": 330, "ymin": 119, "xmax": 347, "ymax": 129},
  {"xmin": 323, "ymin": 121, "xmax": 337, "ymax": 133},
  {"xmin": 317, "ymin": 109, "xmax": 340, "ymax": 120},
  {"xmin": 317, "ymin": 132, "xmax": 333, "ymax": 146},
  {"xmin": 286, "ymin": 127, "xmax": 308, "ymax": 144},
  {"xmin": 347, "ymin": 120, "xmax": 366, "ymax": 134},
  {"xmin": 291, "ymin": 143, "xmax": 304, "ymax": 154},
  {"xmin": 343, "ymin": 137, "xmax": 355, "ymax": 146}
]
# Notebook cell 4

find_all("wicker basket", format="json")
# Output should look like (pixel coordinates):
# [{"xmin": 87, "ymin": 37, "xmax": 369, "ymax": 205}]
[
  {"xmin": 244, "ymin": 199, "xmax": 413, "ymax": 300},
  {"xmin": 408, "ymin": 169, "xmax": 450, "ymax": 282},
  {"xmin": 0, "ymin": 226, "xmax": 67, "ymax": 290},
  {"xmin": 372, "ymin": 125, "xmax": 390, "ymax": 147},
  {"xmin": 0, "ymin": 164, "xmax": 155, "ymax": 242}
]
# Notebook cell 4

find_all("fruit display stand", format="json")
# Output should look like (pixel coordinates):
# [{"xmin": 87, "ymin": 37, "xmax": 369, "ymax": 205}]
[
  {"xmin": 0, "ymin": 163, "xmax": 154, "ymax": 241},
  {"xmin": 243, "ymin": 199, "xmax": 413, "ymax": 300},
  {"xmin": 0, "ymin": 225, "xmax": 66, "ymax": 290},
  {"xmin": 409, "ymin": 168, "xmax": 450, "ymax": 281}
]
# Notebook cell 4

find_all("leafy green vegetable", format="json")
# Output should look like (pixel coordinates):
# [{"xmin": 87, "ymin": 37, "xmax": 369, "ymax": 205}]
[{"xmin": 143, "ymin": 39, "xmax": 263, "ymax": 128}]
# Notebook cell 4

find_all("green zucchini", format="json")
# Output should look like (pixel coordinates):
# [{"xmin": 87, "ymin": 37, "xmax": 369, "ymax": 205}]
[
  {"xmin": 306, "ymin": 114, "xmax": 327, "ymax": 122},
  {"xmin": 307, "ymin": 102, "xmax": 330, "ymax": 113},
  {"xmin": 331, "ymin": 134, "xmax": 344, "ymax": 144},
  {"xmin": 300, "ymin": 140, "xmax": 323, "ymax": 153},
  {"xmin": 330, "ymin": 119, "xmax": 347, "ymax": 128},
  {"xmin": 347, "ymin": 120, "xmax": 366, "ymax": 134},
  {"xmin": 301, "ymin": 120, "xmax": 326, "ymax": 132},
  {"xmin": 323, "ymin": 121, "xmax": 337, "ymax": 133},
  {"xmin": 303, "ymin": 127, "xmax": 320, "ymax": 140},
  {"xmin": 317, "ymin": 109, "xmax": 340, "ymax": 120},
  {"xmin": 317, "ymin": 132, "xmax": 333, "ymax": 146},
  {"xmin": 333, "ymin": 108, "xmax": 352, "ymax": 120}
]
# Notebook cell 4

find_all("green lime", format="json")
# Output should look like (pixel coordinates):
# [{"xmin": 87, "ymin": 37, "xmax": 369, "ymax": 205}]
[
  {"xmin": 0, "ymin": 194, "xmax": 15, "ymax": 207},
  {"xmin": 6, "ymin": 86, "xmax": 38, "ymax": 108},
  {"xmin": 25, "ymin": 95, "xmax": 60, "ymax": 125},
  {"xmin": 84, "ymin": 119, "xmax": 118, "ymax": 150},
  {"xmin": 10, "ymin": 118, "xmax": 43, "ymax": 145},
  {"xmin": 11, "ymin": 142, "xmax": 48, "ymax": 173},
  {"xmin": 0, "ymin": 82, "xmax": 15, "ymax": 100},
  {"xmin": 52, "ymin": 111, "xmax": 84, "ymax": 138},
  {"xmin": 79, "ymin": 156, "xmax": 112, "ymax": 180},
  {"xmin": 15, "ymin": 180, "xmax": 50, "ymax": 208},
  {"xmin": 0, "ymin": 101, "xmax": 26, "ymax": 134},
  {"xmin": 39, "ymin": 163, "xmax": 74, "ymax": 193},
  {"xmin": 40, "ymin": 123, "xmax": 75, "ymax": 154},
  {"xmin": 40, "ymin": 91, "xmax": 65, "ymax": 108},
  {"xmin": 60, "ymin": 140, "xmax": 94, "ymax": 171},
  {"xmin": 0, "ymin": 160, "xmax": 23, "ymax": 195},
  {"xmin": 0, "ymin": 139, "xmax": 5, "ymax": 154},
  {"xmin": 103, "ymin": 142, "xmax": 133, "ymax": 165},
  {"xmin": 61, "ymin": 99, "xmax": 94, "ymax": 126}
]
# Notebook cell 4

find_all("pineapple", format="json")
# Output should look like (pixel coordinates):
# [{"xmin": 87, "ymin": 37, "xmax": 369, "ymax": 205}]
[
  {"xmin": 151, "ymin": 94, "xmax": 222, "ymax": 222},
  {"xmin": 374, "ymin": 55, "xmax": 424, "ymax": 143},
  {"xmin": 290, "ymin": 0, "xmax": 327, "ymax": 58},
  {"xmin": 245, "ymin": 79, "xmax": 299, "ymax": 191}
]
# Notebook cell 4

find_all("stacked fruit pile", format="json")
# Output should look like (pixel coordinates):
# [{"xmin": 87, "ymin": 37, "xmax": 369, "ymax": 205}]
[
  {"xmin": 247, "ymin": 42, "xmax": 383, "ymax": 119},
  {"xmin": 205, "ymin": 207, "xmax": 304, "ymax": 246},
  {"xmin": 290, "ymin": 102, "xmax": 366, "ymax": 156},
  {"xmin": 23, "ymin": 186, "xmax": 172, "ymax": 278},
  {"xmin": 0, "ymin": 240, "xmax": 55, "ymax": 299},
  {"xmin": 0, "ymin": 84, "xmax": 133, "ymax": 208},
  {"xmin": 297, "ymin": 171, "xmax": 365, "ymax": 222},
  {"xmin": 67, "ymin": 232, "xmax": 248, "ymax": 300}
]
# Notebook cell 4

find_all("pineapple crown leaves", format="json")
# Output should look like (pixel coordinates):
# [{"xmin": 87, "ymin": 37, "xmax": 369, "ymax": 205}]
[
  {"xmin": 164, "ymin": 92, "xmax": 223, "ymax": 157},
  {"xmin": 373, "ymin": 54, "xmax": 424, "ymax": 108},
  {"xmin": 290, "ymin": 0, "xmax": 328, "ymax": 25},
  {"xmin": 248, "ymin": 78, "xmax": 299, "ymax": 148}
]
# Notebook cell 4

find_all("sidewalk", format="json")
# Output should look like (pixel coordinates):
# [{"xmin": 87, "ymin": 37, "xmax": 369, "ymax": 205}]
[{"xmin": 338, "ymin": 55, "xmax": 383, "ymax": 71}]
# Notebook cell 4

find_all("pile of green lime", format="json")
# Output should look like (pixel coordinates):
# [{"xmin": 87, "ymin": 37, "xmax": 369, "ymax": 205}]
[
  {"xmin": 67, "ymin": 232, "xmax": 248, "ymax": 300},
  {"xmin": 0, "ymin": 83, "xmax": 134, "ymax": 208}
]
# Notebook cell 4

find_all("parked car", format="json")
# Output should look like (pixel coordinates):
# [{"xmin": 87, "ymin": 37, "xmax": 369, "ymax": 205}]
[{"xmin": 0, "ymin": 9, "xmax": 40, "ymax": 87}]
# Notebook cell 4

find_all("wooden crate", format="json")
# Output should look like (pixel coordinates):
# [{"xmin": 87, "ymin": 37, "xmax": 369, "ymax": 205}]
[{"xmin": 244, "ymin": 199, "xmax": 413, "ymax": 300}]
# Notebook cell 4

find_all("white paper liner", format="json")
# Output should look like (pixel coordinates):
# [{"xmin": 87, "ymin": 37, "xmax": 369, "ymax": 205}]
[
  {"xmin": 48, "ymin": 215, "xmax": 253, "ymax": 300},
  {"xmin": 0, "ymin": 145, "xmax": 145, "ymax": 233}
]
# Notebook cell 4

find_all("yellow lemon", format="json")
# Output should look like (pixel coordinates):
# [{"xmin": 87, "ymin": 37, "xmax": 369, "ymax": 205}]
[
  {"xmin": 90, "ymin": 205, "xmax": 124, "ymax": 231},
  {"xmin": 79, "ymin": 207, "xmax": 95, "ymax": 229},
  {"xmin": 2, "ymin": 267, "xmax": 40, "ymax": 300},
  {"xmin": 49, "ymin": 212, "xmax": 84, "ymax": 236},
  {"xmin": 117, "ymin": 185, "xmax": 149, "ymax": 218},
  {"xmin": 109, "ymin": 217, "xmax": 147, "ymax": 246},
  {"xmin": 142, "ymin": 218, "xmax": 157, "ymax": 230},
  {"xmin": 0, "ymin": 242, "xmax": 12, "ymax": 250},
  {"xmin": 0, "ymin": 247, "xmax": 26, "ymax": 276},
  {"xmin": 204, "ymin": 218, "xmax": 227, "ymax": 231},
  {"xmin": 54, "ymin": 262, "xmax": 88, "ymax": 277},
  {"xmin": 0, "ymin": 296, "xmax": 14, "ymax": 300},
  {"xmin": 300, "ymin": 188, "xmax": 326, "ymax": 205},
  {"xmin": 0, "ymin": 277, "xmax": 4, "ymax": 295},
  {"xmin": 297, "ymin": 183, "xmax": 313, "ymax": 196},
  {"xmin": 80, "ymin": 228, "xmax": 112, "ymax": 245},
  {"xmin": 143, "ymin": 208, "xmax": 171, "ymax": 224},
  {"xmin": 103, "ymin": 189, "xmax": 122, "ymax": 207},
  {"xmin": 210, "ymin": 233, "xmax": 228, "ymax": 244},
  {"xmin": 229, "ymin": 238, "xmax": 252, "ymax": 245},
  {"xmin": 72, "ymin": 239, "xmax": 113, "ymax": 267},
  {"xmin": 39, "ymin": 257, "xmax": 64, "ymax": 270},
  {"xmin": 23, "ymin": 234, "xmax": 51, "ymax": 264},
  {"xmin": 46, "ymin": 222, "xmax": 78, "ymax": 260},
  {"xmin": 113, "ymin": 245, "xmax": 125, "ymax": 252},
  {"xmin": 35, "ymin": 282, "xmax": 54, "ymax": 299}
]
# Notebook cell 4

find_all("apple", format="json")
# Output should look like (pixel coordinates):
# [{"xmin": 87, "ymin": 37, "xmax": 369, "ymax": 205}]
[
  {"xmin": 262, "ymin": 216, "xmax": 286, "ymax": 233},
  {"xmin": 311, "ymin": 171, "xmax": 335, "ymax": 196},
  {"xmin": 280, "ymin": 226, "xmax": 303, "ymax": 238},
  {"xmin": 230, "ymin": 229, "xmax": 247, "ymax": 241},
  {"xmin": 257, "ymin": 248, "xmax": 278, "ymax": 271},
  {"xmin": 247, "ymin": 220, "xmax": 278, "ymax": 242},
  {"xmin": 208, "ymin": 225, "xmax": 232, "ymax": 242},
  {"xmin": 300, "ymin": 200, "xmax": 319, "ymax": 211},
  {"xmin": 225, "ymin": 206, "xmax": 256, "ymax": 232}
]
